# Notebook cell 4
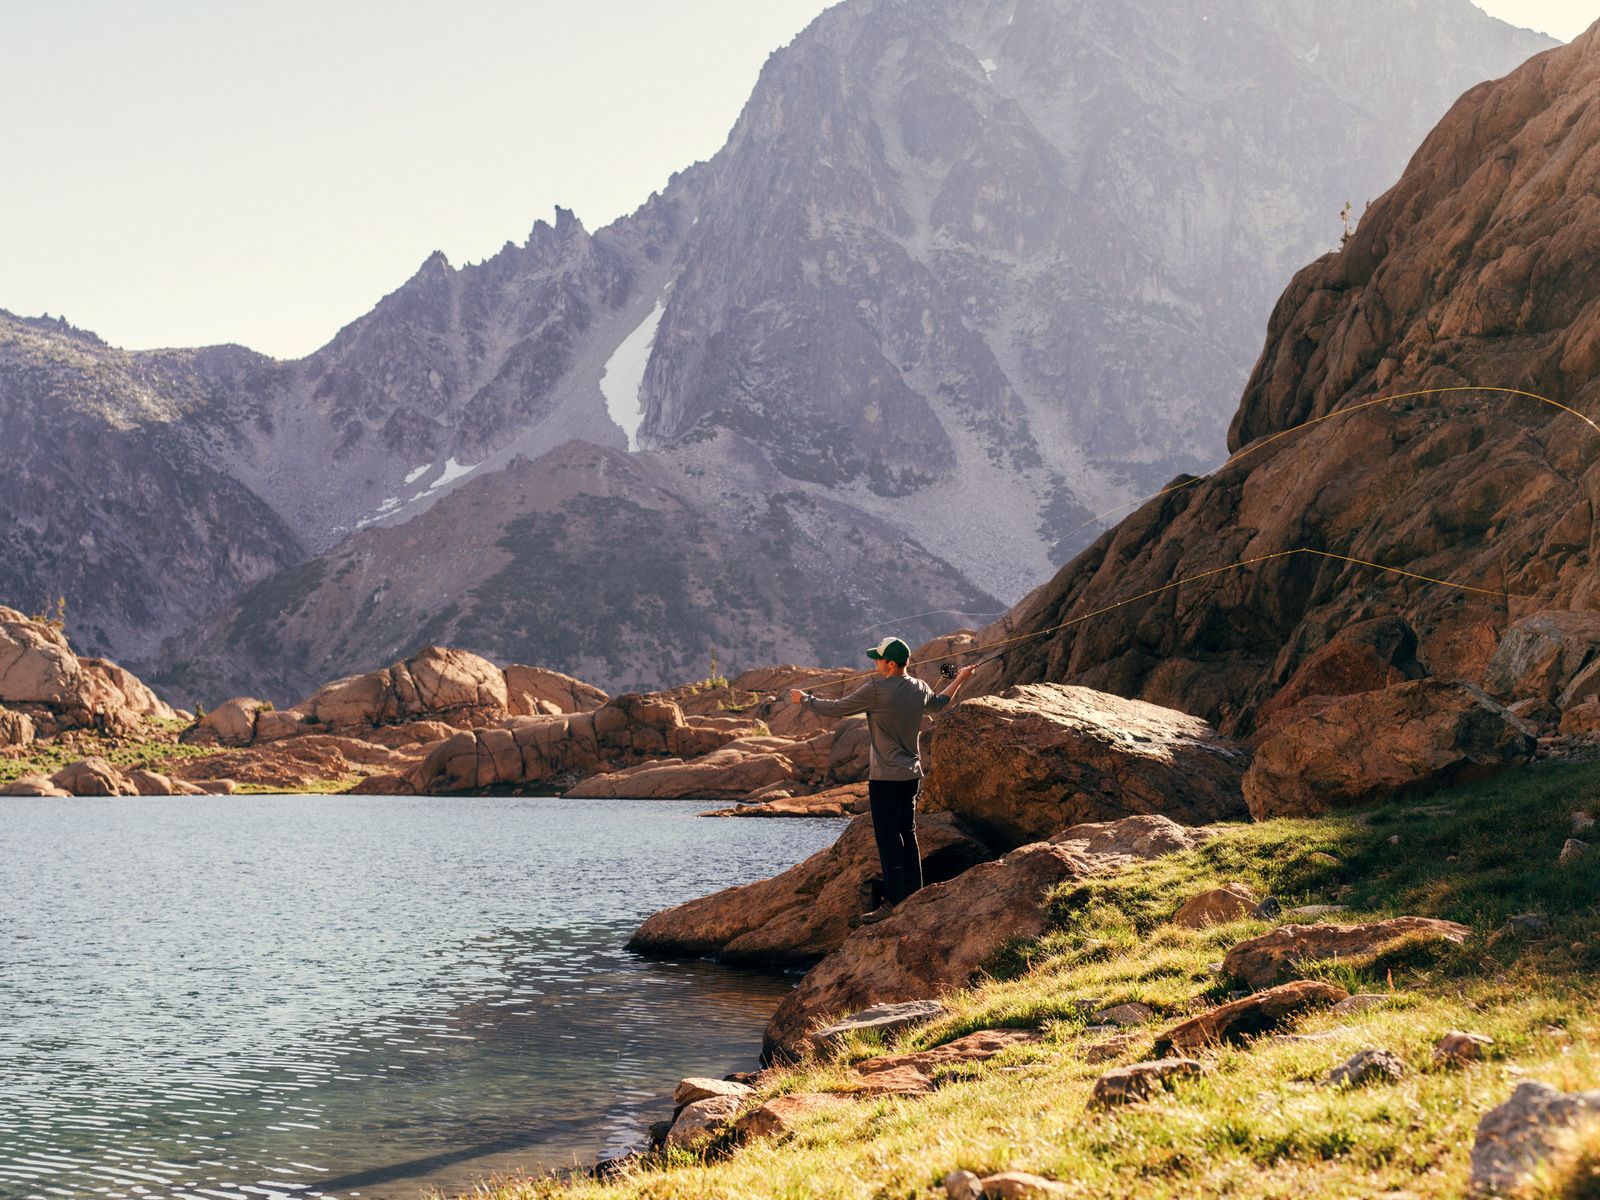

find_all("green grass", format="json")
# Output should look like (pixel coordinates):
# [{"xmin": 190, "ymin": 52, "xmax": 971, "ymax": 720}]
[
  {"xmin": 472, "ymin": 762, "xmax": 1600, "ymax": 1200},
  {"xmin": 0, "ymin": 720, "xmax": 212, "ymax": 785}
]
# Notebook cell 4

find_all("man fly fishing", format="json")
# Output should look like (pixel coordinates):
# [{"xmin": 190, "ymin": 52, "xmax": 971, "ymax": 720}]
[{"xmin": 791, "ymin": 637, "xmax": 977, "ymax": 926}]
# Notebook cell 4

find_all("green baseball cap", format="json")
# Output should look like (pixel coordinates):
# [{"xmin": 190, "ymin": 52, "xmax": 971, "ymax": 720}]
[{"xmin": 866, "ymin": 636, "xmax": 910, "ymax": 666}]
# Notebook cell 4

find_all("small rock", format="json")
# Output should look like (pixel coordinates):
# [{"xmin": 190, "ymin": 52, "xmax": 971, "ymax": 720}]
[
  {"xmin": 1571, "ymin": 811, "xmax": 1596, "ymax": 834},
  {"xmin": 1092, "ymin": 1002, "xmax": 1155, "ymax": 1028},
  {"xmin": 673, "ymin": 1077, "xmax": 754, "ymax": 1107},
  {"xmin": 1089, "ymin": 1058, "xmax": 1209, "ymax": 1108},
  {"xmin": 1084, "ymin": 1032, "xmax": 1141, "ymax": 1065},
  {"xmin": 1173, "ymin": 884, "xmax": 1258, "ymax": 929},
  {"xmin": 1154, "ymin": 981, "xmax": 1349, "ymax": 1055},
  {"xmin": 977, "ymin": 1171, "xmax": 1069, "ymax": 1199},
  {"xmin": 1446, "ymin": 855, "xmax": 1460, "ymax": 863},
  {"xmin": 1470, "ymin": 1080, "xmax": 1600, "ymax": 1195},
  {"xmin": 1387, "ymin": 834, "xmax": 1402, "ymax": 846},
  {"xmin": 1323, "ymin": 1048, "xmax": 1407, "ymax": 1087},
  {"xmin": 733, "ymin": 1092, "xmax": 850, "ymax": 1141},
  {"xmin": 1435, "ymin": 1030, "xmax": 1494, "ymax": 1066},
  {"xmin": 806, "ymin": 1000, "xmax": 946, "ymax": 1054},
  {"xmin": 594, "ymin": 1153, "xmax": 637, "ymax": 1182},
  {"xmin": 646, "ymin": 1118, "xmax": 673, "ymax": 1148},
  {"xmin": 1559, "ymin": 838, "xmax": 1589, "ymax": 866},
  {"xmin": 942, "ymin": 1169, "xmax": 984, "ymax": 1200},
  {"xmin": 1329, "ymin": 993, "xmax": 1391, "ymax": 1016},
  {"xmin": 1494, "ymin": 913, "xmax": 1551, "ymax": 941},
  {"xmin": 1252, "ymin": 896, "xmax": 1283, "ymax": 920},
  {"xmin": 664, "ymin": 1094, "xmax": 745, "ymax": 1150},
  {"xmin": 1286, "ymin": 904, "xmax": 1350, "ymax": 918}
]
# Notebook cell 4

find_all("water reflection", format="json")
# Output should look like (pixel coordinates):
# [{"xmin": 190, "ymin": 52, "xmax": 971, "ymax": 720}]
[{"xmin": 0, "ymin": 795, "xmax": 840, "ymax": 1199}]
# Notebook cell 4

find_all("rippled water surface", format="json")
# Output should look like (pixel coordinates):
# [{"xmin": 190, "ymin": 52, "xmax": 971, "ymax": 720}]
[{"xmin": 0, "ymin": 795, "xmax": 844, "ymax": 1200}]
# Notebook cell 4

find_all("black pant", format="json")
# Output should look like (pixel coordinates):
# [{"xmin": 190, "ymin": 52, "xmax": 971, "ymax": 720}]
[{"xmin": 869, "ymin": 778, "xmax": 923, "ymax": 906}]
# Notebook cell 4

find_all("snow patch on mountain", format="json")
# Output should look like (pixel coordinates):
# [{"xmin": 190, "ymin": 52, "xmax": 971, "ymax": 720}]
[{"xmin": 600, "ymin": 297, "xmax": 667, "ymax": 451}]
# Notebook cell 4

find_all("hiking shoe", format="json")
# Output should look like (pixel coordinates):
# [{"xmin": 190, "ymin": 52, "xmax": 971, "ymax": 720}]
[{"xmin": 848, "ymin": 906, "xmax": 895, "ymax": 928}]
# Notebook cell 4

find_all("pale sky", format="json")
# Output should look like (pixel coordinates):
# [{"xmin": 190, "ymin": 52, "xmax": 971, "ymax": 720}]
[{"xmin": 1, "ymin": 0, "xmax": 1592, "ymax": 361}]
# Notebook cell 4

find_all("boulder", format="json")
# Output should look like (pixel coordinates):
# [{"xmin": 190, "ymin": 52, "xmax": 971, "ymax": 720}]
[
  {"xmin": 663, "ymin": 1094, "xmax": 745, "ymax": 1151},
  {"xmin": 732, "ymin": 1093, "xmax": 850, "ymax": 1141},
  {"xmin": 1258, "ymin": 616, "xmax": 1427, "ymax": 728},
  {"xmin": 1559, "ymin": 838, "xmax": 1590, "ymax": 866},
  {"xmin": 1092, "ymin": 1003, "xmax": 1155, "ymax": 1028},
  {"xmin": 0, "ymin": 606, "xmax": 82, "ymax": 705},
  {"xmin": 0, "ymin": 706, "xmax": 35, "ymax": 747},
  {"xmin": 974, "ymin": 1172, "xmax": 1069, "ymax": 1199},
  {"xmin": 672, "ymin": 1078, "xmax": 753, "ymax": 1107},
  {"xmin": 1242, "ymin": 680, "xmax": 1535, "ymax": 819},
  {"xmin": 1089, "ymin": 1058, "xmax": 1210, "ymax": 1109},
  {"xmin": 628, "ymin": 814, "xmax": 990, "ymax": 966},
  {"xmin": 808, "ymin": 1000, "xmax": 947, "ymax": 1055},
  {"xmin": 1323, "ymin": 1048, "xmax": 1407, "ymax": 1087},
  {"xmin": 49, "ymin": 757, "xmax": 140, "ymax": 797},
  {"xmin": 189, "ymin": 698, "xmax": 267, "ymax": 747},
  {"xmin": 565, "ymin": 738, "xmax": 798, "ymax": 800},
  {"xmin": 763, "ymin": 816, "xmax": 1214, "ymax": 1059},
  {"xmin": 503, "ymin": 664, "xmax": 608, "ymax": 716},
  {"xmin": 78, "ymin": 657, "xmax": 180, "ymax": 722},
  {"xmin": 1470, "ymin": 1081, "xmax": 1600, "ymax": 1196},
  {"xmin": 1172, "ymin": 883, "xmax": 1258, "ymax": 929},
  {"xmin": 1483, "ymin": 612, "xmax": 1600, "ymax": 704},
  {"xmin": 841, "ymin": 1028, "xmax": 1040, "ymax": 1096},
  {"xmin": 299, "ymin": 646, "xmax": 510, "ymax": 731},
  {"xmin": 1153, "ymin": 982, "xmax": 1349, "ymax": 1055},
  {"xmin": 921, "ymin": 684, "xmax": 1248, "ymax": 850},
  {"xmin": 0, "ymin": 774, "xmax": 70, "ymax": 797},
  {"xmin": 1223, "ymin": 918, "xmax": 1472, "ymax": 988}
]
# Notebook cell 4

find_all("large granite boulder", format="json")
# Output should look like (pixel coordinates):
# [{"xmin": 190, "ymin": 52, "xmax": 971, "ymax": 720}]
[
  {"xmin": 188, "ymin": 697, "xmax": 268, "ymax": 747},
  {"xmin": 78, "ymin": 658, "xmax": 181, "ymax": 722},
  {"xmin": 298, "ymin": 646, "xmax": 510, "ymax": 731},
  {"xmin": 0, "ymin": 606, "xmax": 81, "ymax": 706},
  {"xmin": 1482, "ymin": 612, "xmax": 1600, "ymax": 705},
  {"xmin": 49, "ymin": 757, "xmax": 141, "ymax": 797},
  {"xmin": 763, "ymin": 816, "xmax": 1215, "ymax": 1058},
  {"xmin": 628, "ymin": 812, "xmax": 991, "ymax": 965},
  {"xmin": 920, "ymin": 684, "xmax": 1249, "ymax": 850},
  {"xmin": 503, "ymin": 664, "xmax": 608, "ymax": 716},
  {"xmin": 1243, "ymin": 680, "xmax": 1535, "ymax": 819}
]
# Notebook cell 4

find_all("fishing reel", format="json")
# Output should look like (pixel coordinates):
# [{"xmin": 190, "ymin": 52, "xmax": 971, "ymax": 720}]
[{"xmin": 939, "ymin": 662, "xmax": 958, "ymax": 680}]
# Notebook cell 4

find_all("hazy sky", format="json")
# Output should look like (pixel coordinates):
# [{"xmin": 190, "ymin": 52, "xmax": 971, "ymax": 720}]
[{"xmin": 1, "ymin": 0, "xmax": 1593, "ymax": 360}]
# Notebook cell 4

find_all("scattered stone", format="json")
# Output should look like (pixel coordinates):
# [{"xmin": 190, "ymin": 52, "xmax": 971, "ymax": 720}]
[
  {"xmin": 1387, "ymin": 834, "xmax": 1402, "ymax": 846},
  {"xmin": 1323, "ymin": 1048, "xmax": 1407, "ymax": 1087},
  {"xmin": 646, "ymin": 1119, "xmax": 673, "ymax": 1149},
  {"xmin": 1092, "ymin": 1003, "xmax": 1156, "ymax": 1028},
  {"xmin": 920, "ymin": 683, "xmax": 1248, "ymax": 850},
  {"xmin": 1089, "ymin": 1058, "xmax": 1209, "ymax": 1109},
  {"xmin": 1085, "ymin": 1032, "xmax": 1142, "ymax": 1065},
  {"xmin": 1286, "ymin": 904, "xmax": 1350, "ymax": 919},
  {"xmin": 593, "ymin": 1153, "xmax": 637, "ymax": 1182},
  {"xmin": 1572, "ymin": 811, "xmax": 1597, "ymax": 833},
  {"xmin": 673, "ymin": 1077, "xmax": 754, "ymax": 1107},
  {"xmin": 1153, "ymin": 981, "xmax": 1349, "ymax": 1055},
  {"xmin": 976, "ymin": 1171, "xmax": 1069, "ymax": 1199},
  {"xmin": 1494, "ymin": 913, "xmax": 1552, "ymax": 941},
  {"xmin": 943, "ymin": 1170, "xmax": 984, "ymax": 1200},
  {"xmin": 732, "ymin": 1093, "xmax": 849, "ymax": 1141},
  {"xmin": 1173, "ymin": 884, "xmax": 1258, "ymax": 929},
  {"xmin": 1223, "ymin": 918, "xmax": 1471, "ymax": 989},
  {"xmin": 1559, "ymin": 838, "xmax": 1589, "ymax": 866},
  {"xmin": 806, "ymin": 1000, "xmax": 947, "ymax": 1055},
  {"xmin": 1252, "ymin": 896, "xmax": 1283, "ymax": 920},
  {"xmin": 843, "ymin": 1028, "xmax": 1040, "ymax": 1096},
  {"xmin": 1330, "ymin": 994, "xmax": 1392, "ymax": 1017},
  {"xmin": 1470, "ymin": 1080, "xmax": 1600, "ymax": 1195},
  {"xmin": 663, "ymin": 1094, "xmax": 746, "ymax": 1150},
  {"xmin": 1435, "ymin": 1030, "xmax": 1494, "ymax": 1067},
  {"xmin": 1243, "ymin": 680, "xmax": 1535, "ymax": 819}
]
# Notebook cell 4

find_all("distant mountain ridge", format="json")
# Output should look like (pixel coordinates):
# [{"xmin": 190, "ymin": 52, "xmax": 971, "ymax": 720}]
[{"xmin": 0, "ymin": 0, "xmax": 1557, "ymax": 699}]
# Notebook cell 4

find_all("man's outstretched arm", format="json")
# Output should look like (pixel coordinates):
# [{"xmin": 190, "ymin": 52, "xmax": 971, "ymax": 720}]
[
  {"xmin": 789, "ymin": 680, "xmax": 878, "ymax": 717},
  {"xmin": 925, "ymin": 664, "xmax": 978, "ymax": 714}
]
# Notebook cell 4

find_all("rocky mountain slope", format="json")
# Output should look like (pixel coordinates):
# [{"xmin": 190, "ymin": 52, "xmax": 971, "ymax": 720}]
[
  {"xmin": 155, "ymin": 441, "xmax": 996, "ymax": 703},
  {"xmin": 987, "ymin": 21, "xmax": 1600, "ymax": 735},
  {"xmin": 3, "ymin": 0, "xmax": 1553, "ymax": 695}
]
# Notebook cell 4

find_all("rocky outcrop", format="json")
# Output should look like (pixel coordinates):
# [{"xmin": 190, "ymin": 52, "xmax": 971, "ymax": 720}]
[
  {"xmin": 1242, "ymin": 681, "xmax": 1535, "ymax": 819},
  {"xmin": 920, "ymin": 685, "xmax": 1248, "ymax": 851},
  {"xmin": 763, "ymin": 816, "xmax": 1214, "ymax": 1058},
  {"xmin": 627, "ymin": 813, "xmax": 991, "ymax": 966},
  {"xmin": 990, "ymin": 27, "xmax": 1600, "ymax": 736},
  {"xmin": 0, "ymin": 706, "xmax": 35, "ymax": 747},
  {"xmin": 1483, "ymin": 612, "xmax": 1600, "ymax": 708},
  {"xmin": 0, "ymin": 607, "xmax": 177, "ymax": 735},
  {"xmin": 1222, "ymin": 918, "xmax": 1472, "ymax": 989},
  {"xmin": 701, "ymin": 781, "xmax": 869, "ymax": 819},
  {"xmin": 503, "ymin": 665, "xmax": 607, "ymax": 716},
  {"xmin": 191, "ymin": 698, "xmax": 269, "ymax": 747},
  {"xmin": 297, "ymin": 647, "xmax": 509, "ymax": 730},
  {"xmin": 1255, "ymin": 616, "xmax": 1426, "ymax": 728},
  {"xmin": 0, "ymin": 774, "xmax": 71, "ymax": 797},
  {"xmin": 167, "ymin": 736, "xmax": 419, "ymax": 793}
]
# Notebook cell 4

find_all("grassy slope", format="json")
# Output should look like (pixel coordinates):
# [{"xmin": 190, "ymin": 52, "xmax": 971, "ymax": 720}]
[
  {"xmin": 488, "ymin": 762, "xmax": 1600, "ymax": 1200},
  {"xmin": 0, "ymin": 718, "xmax": 213, "ymax": 786}
]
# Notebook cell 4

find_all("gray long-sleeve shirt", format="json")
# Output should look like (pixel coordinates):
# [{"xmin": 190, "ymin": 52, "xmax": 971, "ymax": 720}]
[{"xmin": 803, "ymin": 674, "xmax": 951, "ymax": 780}]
